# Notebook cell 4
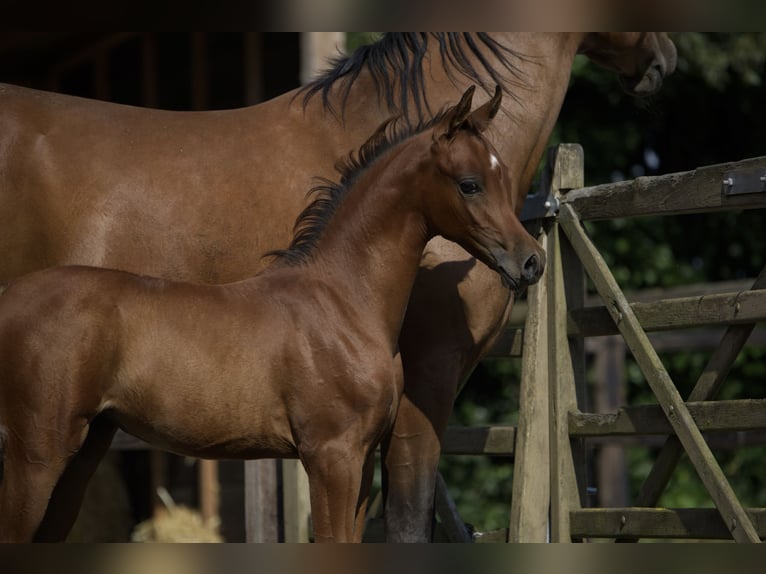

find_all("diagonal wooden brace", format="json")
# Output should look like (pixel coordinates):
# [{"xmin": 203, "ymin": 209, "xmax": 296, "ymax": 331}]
[
  {"xmin": 558, "ymin": 203, "xmax": 761, "ymax": 543},
  {"xmin": 620, "ymin": 266, "xmax": 766, "ymax": 542}
]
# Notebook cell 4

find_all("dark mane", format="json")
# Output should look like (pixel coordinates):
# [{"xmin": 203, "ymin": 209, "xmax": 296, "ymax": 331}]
[
  {"xmin": 268, "ymin": 109, "xmax": 453, "ymax": 267},
  {"xmin": 298, "ymin": 33, "xmax": 530, "ymax": 121}
]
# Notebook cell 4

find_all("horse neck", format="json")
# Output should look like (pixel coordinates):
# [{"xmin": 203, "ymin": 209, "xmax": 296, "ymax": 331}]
[
  {"xmin": 334, "ymin": 33, "xmax": 585, "ymax": 211},
  {"xmin": 308, "ymin": 142, "xmax": 431, "ymax": 343},
  {"xmin": 432, "ymin": 33, "xmax": 583, "ymax": 206}
]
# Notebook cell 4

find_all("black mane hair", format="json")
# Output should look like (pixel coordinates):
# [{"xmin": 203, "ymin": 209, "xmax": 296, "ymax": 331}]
[
  {"xmin": 298, "ymin": 33, "xmax": 530, "ymax": 121},
  {"xmin": 267, "ymin": 108, "xmax": 458, "ymax": 266}
]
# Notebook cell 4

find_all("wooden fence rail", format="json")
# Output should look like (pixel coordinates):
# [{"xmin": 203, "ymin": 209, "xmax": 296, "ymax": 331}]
[{"xmin": 546, "ymin": 148, "xmax": 766, "ymax": 543}]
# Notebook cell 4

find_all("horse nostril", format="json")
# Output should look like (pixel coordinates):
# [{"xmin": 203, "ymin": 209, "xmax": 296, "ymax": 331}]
[{"xmin": 523, "ymin": 253, "xmax": 540, "ymax": 282}]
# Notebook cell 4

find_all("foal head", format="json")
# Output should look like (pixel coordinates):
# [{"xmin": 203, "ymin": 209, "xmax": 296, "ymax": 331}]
[{"xmin": 421, "ymin": 85, "xmax": 545, "ymax": 292}]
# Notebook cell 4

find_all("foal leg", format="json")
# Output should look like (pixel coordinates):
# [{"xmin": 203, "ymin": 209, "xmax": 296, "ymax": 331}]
[
  {"xmin": 303, "ymin": 442, "xmax": 368, "ymax": 543},
  {"xmin": 34, "ymin": 415, "xmax": 118, "ymax": 541},
  {"xmin": 353, "ymin": 450, "xmax": 377, "ymax": 542},
  {"xmin": 0, "ymin": 430, "xmax": 72, "ymax": 542}
]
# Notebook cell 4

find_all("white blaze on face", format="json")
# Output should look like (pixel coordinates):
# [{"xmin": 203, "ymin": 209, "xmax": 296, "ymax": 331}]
[{"xmin": 490, "ymin": 152, "xmax": 500, "ymax": 172}]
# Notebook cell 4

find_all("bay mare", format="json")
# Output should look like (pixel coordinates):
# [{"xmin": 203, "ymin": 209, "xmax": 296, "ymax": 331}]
[
  {"xmin": 0, "ymin": 33, "xmax": 676, "ymax": 541},
  {"xmin": 0, "ymin": 88, "xmax": 544, "ymax": 543}
]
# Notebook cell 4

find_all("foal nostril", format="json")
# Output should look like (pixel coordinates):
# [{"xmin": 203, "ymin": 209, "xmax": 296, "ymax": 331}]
[{"xmin": 522, "ymin": 253, "xmax": 540, "ymax": 283}]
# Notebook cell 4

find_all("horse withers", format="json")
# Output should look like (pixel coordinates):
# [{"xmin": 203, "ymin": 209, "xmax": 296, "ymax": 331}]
[{"xmin": 0, "ymin": 86, "xmax": 544, "ymax": 543}]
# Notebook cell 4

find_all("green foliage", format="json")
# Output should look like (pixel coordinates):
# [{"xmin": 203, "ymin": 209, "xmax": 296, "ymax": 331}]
[
  {"xmin": 443, "ymin": 33, "xmax": 766, "ymax": 534},
  {"xmin": 346, "ymin": 33, "xmax": 381, "ymax": 52}
]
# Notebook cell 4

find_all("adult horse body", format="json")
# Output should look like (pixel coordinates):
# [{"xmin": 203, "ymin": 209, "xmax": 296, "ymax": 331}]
[
  {"xmin": 0, "ymin": 33, "xmax": 676, "ymax": 541},
  {"xmin": 0, "ymin": 88, "xmax": 543, "ymax": 543}
]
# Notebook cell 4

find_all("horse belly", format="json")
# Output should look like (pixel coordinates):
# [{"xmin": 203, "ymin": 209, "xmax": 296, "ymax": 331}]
[{"xmin": 104, "ymin": 345, "xmax": 297, "ymax": 461}]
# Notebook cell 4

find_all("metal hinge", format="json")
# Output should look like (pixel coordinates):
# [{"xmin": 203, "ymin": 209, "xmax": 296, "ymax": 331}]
[{"xmin": 722, "ymin": 167, "xmax": 766, "ymax": 196}]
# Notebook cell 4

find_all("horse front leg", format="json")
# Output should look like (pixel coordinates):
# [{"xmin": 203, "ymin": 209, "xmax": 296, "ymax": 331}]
[
  {"xmin": 381, "ymin": 357, "xmax": 461, "ymax": 543},
  {"xmin": 303, "ymin": 441, "xmax": 369, "ymax": 543},
  {"xmin": 353, "ymin": 449, "xmax": 377, "ymax": 541},
  {"xmin": 0, "ymin": 425, "xmax": 75, "ymax": 542},
  {"xmin": 34, "ymin": 415, "xmax": 118, "ymax": 541},
  {"xmin": 384, "ymin": 238, "xmax": 514, "ymax": 543}
]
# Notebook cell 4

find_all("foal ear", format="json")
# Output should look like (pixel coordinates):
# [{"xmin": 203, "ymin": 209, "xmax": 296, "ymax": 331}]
[
  {"xmin": 468, "ymin": 85, "xmax": 502, "ymax": 133},
  {"xmin": 442, "ymin": 85, "xmax": 475, "ymax": 139}
]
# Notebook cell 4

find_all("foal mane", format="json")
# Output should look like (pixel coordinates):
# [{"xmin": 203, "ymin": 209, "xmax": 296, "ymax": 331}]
[
  {"xmin": 268, "ymin": 109, "xmax": 456, "ymax": 267},
  {"xmin": 299, "ymin": 33, "xmax": 530, "ymax": 121}
]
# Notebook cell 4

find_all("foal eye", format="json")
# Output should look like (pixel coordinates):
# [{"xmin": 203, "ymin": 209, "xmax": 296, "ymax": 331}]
[{"xmin": 458, "ymin": 179, "xmax": 481, "ymax": 196}]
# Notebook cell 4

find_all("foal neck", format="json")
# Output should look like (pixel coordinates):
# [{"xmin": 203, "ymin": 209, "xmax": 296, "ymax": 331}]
[{"xmin": 299, "ymin": 138, "xmax": 432, "ymax": 345}]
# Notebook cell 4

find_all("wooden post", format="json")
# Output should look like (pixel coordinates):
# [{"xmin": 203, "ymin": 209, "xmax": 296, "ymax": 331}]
[
  {"xmin": 300, "ymin": 33, "xmax": 345, "ymax": 85},
  {"xmin": 548, "ymin": 223, "xmax": 584, "ymax": 543},
  {"xmin": 244, "ymin": 460, "xmax": 279, "ymax": 542},
  {"xmin": 592, "ymin": 336, "xmax": 629, "ymax": 507},
  {"xmin": 150, "ymin": 450, "xmax": 168, "ymax": 517},
  {"xmin": 198, "ymin": 459, "xmax": 220, "ymax": 526},
  {"xmin": 282, "ymin": 459, "xmax": 311, "ymax": 542},
  {"xmin": 509, "ymin": 230, "xmax": 550, "ymax": 542}
]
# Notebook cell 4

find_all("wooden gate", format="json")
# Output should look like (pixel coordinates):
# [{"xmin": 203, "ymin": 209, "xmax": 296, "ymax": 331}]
[{"xmin": 521, "ymin": 144, "xmax": 766, "ymax": 542}]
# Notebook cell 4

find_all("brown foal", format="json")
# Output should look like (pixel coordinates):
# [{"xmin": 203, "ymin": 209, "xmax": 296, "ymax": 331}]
[{"xmin": 0, "ymin": 87, "xmax": 543, "ymax": 543}]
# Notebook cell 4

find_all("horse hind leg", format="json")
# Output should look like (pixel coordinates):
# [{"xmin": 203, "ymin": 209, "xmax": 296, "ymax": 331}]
[{"xmin": 33, "ymin": 415, "xmax": 118, "ymax": 542}]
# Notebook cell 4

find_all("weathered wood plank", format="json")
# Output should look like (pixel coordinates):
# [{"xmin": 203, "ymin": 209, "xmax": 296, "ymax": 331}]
[
  {"xmin": 560, "ymin": 227, "xmax": 589, "ymax": 509},
  {"xmin": 510, "ymin": 229, "xmax": 550, "ymax": 542},
  {"xmin": 244, "ymin": 459, "xmax": 279, "ymax": 542},
  {"xmin": 586, "ymin": 429, "xmax": 766, "ymax": 449},
  {"xmin": 562, "ymin": 155, "xmax": 766, "ymax": 221},
  {"xmin": 570, "ymin": 399, "xmax": 766, "ymax": 436},
  {"xmin": 486, "ymin": 327, "xmax": 524, "ymax": 358},
  {"xmin": 442, "ymin": 425, "xmax": 516, "ymax": 456},
  {"xmin": 568, "ymin": 289, "xmax": 766, "ymax": 337},
  {"xmin": 282, "ymin": 459, "xmax": 311, "ymax": 543},
  {"xmin": 559, "ymin": 203, "xmax": 760, "ymax": 543},
  {"xmin": 548, "ymin": 224, "xmax": 582, "ymax": 543},
  {"xmin": 571, "ymin": 508, "xmax": 766, "ymax": 540},
  {"xmin": 620, "ymin": 266, "xmax": 766, "ymax": 542}
]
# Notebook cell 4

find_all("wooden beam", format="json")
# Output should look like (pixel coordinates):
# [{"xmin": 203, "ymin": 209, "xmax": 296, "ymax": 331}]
[
  {"xmin": 559, "ymin": 202, "xmax": 760, "ymax": 543},
  {"xmin": 571, "ymin": 508, "xmax": 766, "ymax": 540},
  {"xmin": 568, "ymin": 289, "xmax": 766, "ymax": 337},
  {"xmin": 548, "ymin": 223, "xmax": 582, "ymax": 542},
  {"xmin": 486, "ymin": 327, "xmax": 524, "ymax": 358},
  {"xmin": 510, "ymin": 230, "xmax": 550, "ymax": 542},
  {"xmin": 562, "ymin": 155, "xmax": 766, "ymax": 221},
  {"xmin": 282, "ymin": 459, "xmax": 311, "ymax": 542},
  {"xmin": 244, "ymin": 460, "xmax": 280, "ymax": 542},
  {"xmin": 570, "ymin": 399, "xmax": 766, "ymax": 436},
  {"xmin": 623, "ymin": 266, "xmax": 766, "ymax": 542},
  {"xmin": 442, "ymin": 425, "xmax": 516, "ymax": 456},
  {"xmin": 198, "ymin": 459, "xmax": 220, "ymax": 525}
]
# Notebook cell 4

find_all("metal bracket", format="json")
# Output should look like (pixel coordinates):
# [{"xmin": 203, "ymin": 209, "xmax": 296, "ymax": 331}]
[
  {"xmin": 722, "ymin": 167, "xmax": 766, "ymax": 196},
  {"xmin": 520, "ymin": 190, "xmax": 560, "ymax": 222}
]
